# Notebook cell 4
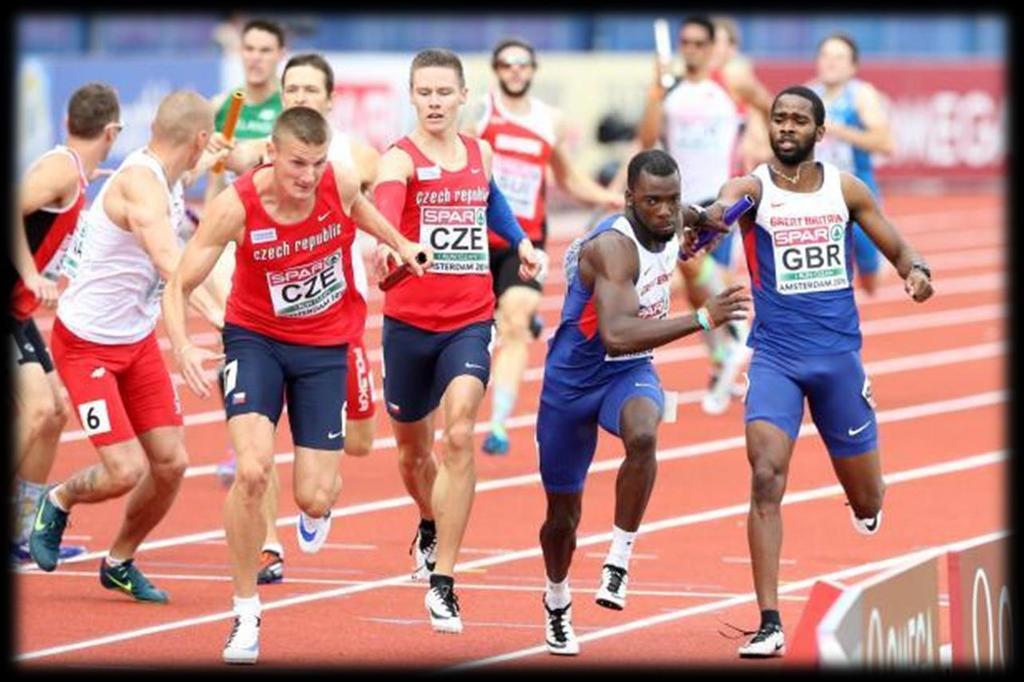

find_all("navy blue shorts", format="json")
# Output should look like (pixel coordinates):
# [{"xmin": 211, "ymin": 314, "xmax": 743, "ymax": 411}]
[
  {"xmin": 744, "ymin": 347, "xmax": 878, "ymax": 458},
  {"xmin": 537, "ymin": 362, "xmax": 664, "ymax": 494},
  {"xmin": 221, "ymin": 322, "xmax": 348, "ymax": 450},
  {"xmin": 381, "ymin": 316, "xmax": 493, "ymax": 423}
]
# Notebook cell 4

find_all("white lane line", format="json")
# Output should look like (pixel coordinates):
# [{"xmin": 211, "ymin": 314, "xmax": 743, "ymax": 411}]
[
  {"xmin": 17, "ymin": 453, "xmax": 1005, "ymax": 662},
  {"xmin": 32, "ymin": 388, "xmax": 1005, "ymax": 573},
  {"xmin": 60, "ymin": 295, "xmax": 1005, "ymax": 445},
  {"xmin": 449, "ymin": 528, "xmax": 1009, "ymax": 670}
]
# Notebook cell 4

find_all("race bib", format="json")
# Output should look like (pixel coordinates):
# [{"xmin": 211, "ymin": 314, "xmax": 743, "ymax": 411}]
[
  {"xmin": 42, "ymin": 233, "xmax": 72, "ymax": 281},
  {"xmin": 267, "ymin": 250, "xmax": 347, "ymax": 317},
  {"xmin": 60, "ymin": 215, "xmax": 90, "ymax": 281},
  {"xmin": 772, "ymin": 222, "xmax": 850, "ymax": 295},
  {"xmin": 491, "ymin": 153, "xmax": 543, "ymax": 220},
  {"xmin": 419, "ymin": 206, "xmax": 489, "ymax": 275}
]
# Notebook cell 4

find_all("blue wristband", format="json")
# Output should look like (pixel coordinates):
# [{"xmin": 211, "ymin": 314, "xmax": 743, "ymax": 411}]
[{"xmin": 486, "ymin": 179, "xmax": 527, "ymax": 250}]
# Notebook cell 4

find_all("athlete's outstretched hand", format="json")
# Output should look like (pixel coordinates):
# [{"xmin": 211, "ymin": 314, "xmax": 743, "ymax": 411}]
[
  {"xmin": 703, "ymin": 284, "xmax": 751, "ymax": 329},
  {"xmin": 905, "ymin": 267, "xmax": 934, "ymax": 302},
  {"xmin": 174, "ymin": 343, "xmax": 225, "ymax": 399},
  {"xmin": 516, "ymin": 239, "xmax": 543, "ymax": 282}
]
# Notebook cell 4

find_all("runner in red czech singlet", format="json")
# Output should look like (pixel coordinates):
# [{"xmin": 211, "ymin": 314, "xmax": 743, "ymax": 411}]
[
  {"xmin": 162, "ymin": 105, "xmax": 425, "ymax": 665},
  {"xmin": 372, "ymin": 48, "xmax": 540, "ymax": 635}
]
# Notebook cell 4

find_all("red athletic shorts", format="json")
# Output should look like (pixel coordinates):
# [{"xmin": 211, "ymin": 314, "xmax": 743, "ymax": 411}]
[
  {"xmin": 51, "ymin": 318, "xmax": 183, "ymax": 447},
  {"xmin": 346, "ymin": 339, "xmax": 376, "ymax": 420}
]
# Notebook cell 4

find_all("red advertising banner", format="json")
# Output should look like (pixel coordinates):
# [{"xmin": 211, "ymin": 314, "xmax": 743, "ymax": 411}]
[
  {"xmin": 755, "ymin": 61, "xmax": 1005, "ymax": 181},
  {"xmin": 948, "ymin": 535, "xmax": 1011, "ymax": 669}
]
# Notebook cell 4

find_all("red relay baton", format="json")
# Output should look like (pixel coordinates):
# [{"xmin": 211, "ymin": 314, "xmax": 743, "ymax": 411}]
[{"xmin": 378, "ymin": 251, "xmax": 429, "ymax": 292}]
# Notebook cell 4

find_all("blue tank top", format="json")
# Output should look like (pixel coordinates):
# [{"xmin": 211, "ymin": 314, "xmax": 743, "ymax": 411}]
[
  {"xmin": 543, "ymin": 214, "xmax": 677, "ymax": 399},
  {"xmin": 743, "ymin": 163, "xmax": 861, "ymax": 356},
  {"xmin": 809, "ymin": 79, "xmax": 880, "ymax": 196}
]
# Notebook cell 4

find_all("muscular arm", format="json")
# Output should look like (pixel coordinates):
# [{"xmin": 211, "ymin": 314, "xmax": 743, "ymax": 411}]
[
  {"xmin": 584, "ymin": 231, "xmax": 705, "ymax": 356},
  {"xmin": 13, "ymin": 154, "xmax": 79, "ymax": 281},
  {"xmin": 828, "ymin": 83, "xmax": 895, "ymax": 155},
  {"xmin": 842, "ymin": 173, "xmax": 924, "ymax": 278},
  {"xmin": 162, "ymin": 187, "xmax": 244, "ymax": 355},
  {"xmin": 120, "ymin": 168, "xmax": 181, "ymax": 281}
]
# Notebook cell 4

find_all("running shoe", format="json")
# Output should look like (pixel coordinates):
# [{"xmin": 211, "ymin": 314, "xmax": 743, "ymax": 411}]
[
  {"xmin": 544, "ymin": 598, "xmax": 579, "ymax": 655},
  {"xmin": 256, "ymin": 549, "xmax": 284, "ymax": 584},
  {"xmin": 738, "ymin": 622, "xmax": 786, "ymax": 658},
  {"xmin": 702, "ymin": 342, "xmax": 752, "ymax": 416},
  {"xmin": 425, "ymin": 582, "xmax": 463, "ymax": 633},
  {"xmin": 850, "ymin": 507, "xmax": 883, "ymax": 536},
  {"xmin": 296, "ymin": 510, "xmax": 331, "ymax": 554},
  {"xmin": 223, "ymin": 615, "xmax": 260, "ymax": 664},
  {"xmin": 27, "ymin": 489, "xmax": 69, "ymax": 572},
  {"xmin": 11, "ymin": 541, "xmax": 85, "ymax": 565},
  {"xmin": 409, "ymin": 525, "xmax": 438, "ymax": 581},
  {"xmin": 482, "ymin": 429, "xmax": 510, "ymax": 456},
  {"xmin": 595, "ymin": 563, "xmax": 629, "ymax": 610},
  {"xmin": 216, "ymin": 454, "xmax": 237, "ymax": 488},
  {"xmin": 99, "ymin": 558, "xmax": 169, "ymax": 603}
]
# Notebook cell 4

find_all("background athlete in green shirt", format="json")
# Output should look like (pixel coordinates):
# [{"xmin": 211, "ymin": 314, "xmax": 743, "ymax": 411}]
[{"xmin": 203, "ymin": 19, "xmax": 286, "ymax": 206}]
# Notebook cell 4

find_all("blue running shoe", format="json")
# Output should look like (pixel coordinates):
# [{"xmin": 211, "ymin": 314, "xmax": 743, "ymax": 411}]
[
  {"xmin": 99, "ymin": 558, "xmax": 169, "ymax": 603},
  {"xmin": 12, "ymin": 541, "xmax": 86, "ymax": 565},
  {"xmin": 216, "ymin": 454, "xmax": 237, "ymax": 488},
  {"xmin": 482, "ymin": 430, "xmax": 509, "ymax": 456},
  {"xmin": 28, "ymin": 489, "xmax": 69, "ymax": 572}
]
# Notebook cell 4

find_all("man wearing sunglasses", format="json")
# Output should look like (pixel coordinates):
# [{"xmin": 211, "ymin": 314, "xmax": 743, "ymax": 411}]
[
  {"xmin": 10, "ymin": 82, "xmax": 122, "ymax": 565},
  {"xmin": 638, "ymin": 15, "xmax": 773, "ymax": 418},
  {"xmin": 462, "ymin": 38, "xmax": 623, "ymax": 457}
]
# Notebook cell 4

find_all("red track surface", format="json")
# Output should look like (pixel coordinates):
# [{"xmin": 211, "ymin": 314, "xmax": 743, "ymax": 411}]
[{"xmin": 14, "ymin": 191, "xmax": 1006, "ymax": 668}]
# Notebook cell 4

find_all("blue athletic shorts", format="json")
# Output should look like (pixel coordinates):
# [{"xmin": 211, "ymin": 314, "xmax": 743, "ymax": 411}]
[
  {"xmin": 744, "ymin": 347, "xmax": 878, "ymax": 458},
  {"xmin": 537, "ymin": 362, "xmax": 664, "ymax": 494},
  {"xmin": 852, "ymin": 222, "xmax": 881, "ymax": 275},
  {"xmin": 381, "ymin": 316, "xmax": 493, "ymax": 423},
  {"xmin": 222, "ymin": 322, "xmax": 348, "ymax": 450}
]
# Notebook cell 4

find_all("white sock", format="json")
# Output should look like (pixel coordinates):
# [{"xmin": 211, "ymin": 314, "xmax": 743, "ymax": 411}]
[
  {"xmin": 233, "ymin": 594, "xmax": 261, "ymax": 619},
  {"xmin": 105, "ymin": 554, "xmax": 128, "ymax": 568},
  {"xmin": 48, "ymin": 485, "xmax": 69, "ymax": 512},
  {"xmin": 261, "ymin": 542, "xmax": 284, "ymax": 557},
  {"xmin": 545, "ymin": 577, "xmax": 571, "ymax": 609},
  {"xmin": 605, "ymin": 525, "xmax": 636, "ymax": 571}
]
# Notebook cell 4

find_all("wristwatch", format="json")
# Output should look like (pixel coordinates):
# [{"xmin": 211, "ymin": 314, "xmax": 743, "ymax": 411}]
[{"xmin": 910, "ymin": 262, "xmax": 931, "ymax": 279}]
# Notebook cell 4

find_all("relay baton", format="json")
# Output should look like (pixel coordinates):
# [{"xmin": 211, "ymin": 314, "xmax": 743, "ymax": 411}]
[
  {"xmin": 378, "ymin": 251, "xmax": 429, "ymax": 292},
  {"xmin": 211, "ymin": 90, "xmax": 245, "ymax": 175},
  {"xmin": 653, "ymin": 19, "xmax": 676, "ymax": 90},
  {"xmin": 679, "ymin": 194, "xmax": 756, "ymax": 262}
]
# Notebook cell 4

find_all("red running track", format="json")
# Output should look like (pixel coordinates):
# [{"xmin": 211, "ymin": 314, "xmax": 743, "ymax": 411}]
[{"xmin": 14, "ymin": 191, "xmax": 1006, "ymax": 668}]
